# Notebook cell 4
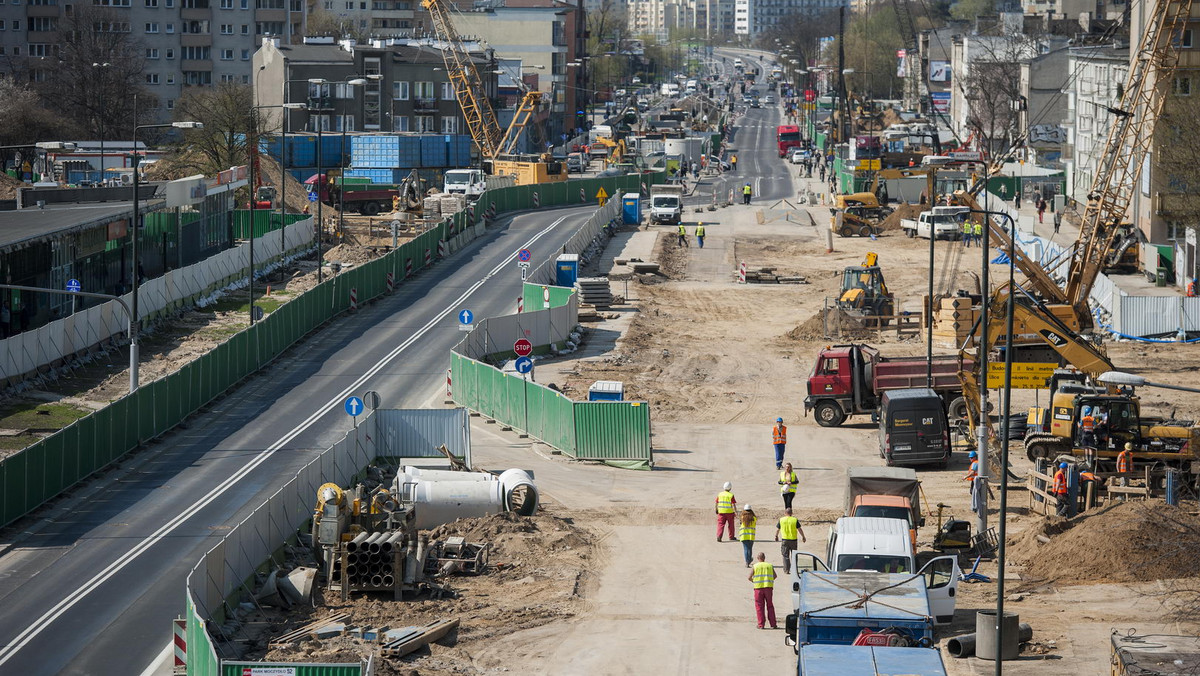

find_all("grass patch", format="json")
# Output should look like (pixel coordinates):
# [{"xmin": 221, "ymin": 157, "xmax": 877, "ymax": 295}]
[
  {"xmin": 209, "ymin": 296, "xmax": 286, "ymax": 316},
  {"xmin": 0, "ymin": 434, "xmax": 39, "ymax": 452},
  {"xmin": 0, "ymin": 401, "xmax": 90, "ymax": 432}
]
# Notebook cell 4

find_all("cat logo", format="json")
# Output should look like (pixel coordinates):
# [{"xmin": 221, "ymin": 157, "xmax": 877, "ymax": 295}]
[{"xmin": 1038, "ymin": 329, "xmax": 1067, "ymax": 347}]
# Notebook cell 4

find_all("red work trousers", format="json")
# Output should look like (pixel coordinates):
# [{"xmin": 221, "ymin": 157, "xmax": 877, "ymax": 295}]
[
  {"xmin": 717, "ymin": 512, "xmax": 736, "ymax": 539},
  {"xmin": 754, "ymin": 587, "xmax": 777, "ymax": 629}
]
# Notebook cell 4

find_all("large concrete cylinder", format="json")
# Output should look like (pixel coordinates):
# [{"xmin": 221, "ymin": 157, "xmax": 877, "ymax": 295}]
[
  {"xmin": 409, "ymin": 479, "xmax": 507, "ymax": 530},
  {"xmin": 976, "ymin": 611, "xmax": 1020, "ymax": 661},
  {"xmin": 403, "ymin": 467, "xmax": 493, "ymax": 483},
  {"xmin": 499, "ymin": 469, "xmax": 539, "ymax": 515}
]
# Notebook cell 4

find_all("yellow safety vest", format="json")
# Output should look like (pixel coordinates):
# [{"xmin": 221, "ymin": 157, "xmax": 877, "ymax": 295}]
[
  {"xmin": 678, "ymin": 224, "xmax": 686, "ymax": 236},
  {"xmin": 973, "ymin": 222, "xmax": 983, "ymax": 235},
  {"xmin": 752, "ymin": 560, "xmax": 775, "ymax": 588},
  {"xmin": 780, "ymin": 470, "xmax": 798, "ymax": 494},
  {"xmin": 778, "ymin": 516, "xmax": 799, "ymax": 541},
  {"xmin": 696, "ymin": 225, "xmax": 706, "ymax": 237},
  {"xmin": 716, "ymin": 491, "xmax": 735, "ymax": 514},
  {"xmin": 739, "ymin": 516, "xmax": 757, "ymax": 541},
  {"xmin": 743, "ymin": 185, "xmax": 752, "ymax": 195},
  {"xmin": 962, "ymin": 221, "xmax": 972, "ymax": 235}
]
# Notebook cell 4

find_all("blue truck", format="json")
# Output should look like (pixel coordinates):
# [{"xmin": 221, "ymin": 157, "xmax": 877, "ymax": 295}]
[
  {"xmin": 798, "ymin": 645, "xmax": 949, "ymax": 676},
  {"xmin": 785, "ymin": 570, "xmax": 941, "ymax": 648}
]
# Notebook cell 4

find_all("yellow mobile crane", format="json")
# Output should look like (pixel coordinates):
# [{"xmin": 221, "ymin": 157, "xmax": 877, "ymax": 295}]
[{"xmin": 422, "ymin": 0, "xmax": 565, "ymax": 185}]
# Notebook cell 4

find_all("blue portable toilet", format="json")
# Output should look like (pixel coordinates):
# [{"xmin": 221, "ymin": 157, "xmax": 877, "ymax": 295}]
[
  {"xmin": 588, "ymin": 381, "xmax": 625, "ymax": 401},
  {"xmin": 555, "ymin": 253, "xmax": 579, "ymax": 287},
  {"xmin": 622, "ymin": 192, "xmax": 641, "ymax": 224}
]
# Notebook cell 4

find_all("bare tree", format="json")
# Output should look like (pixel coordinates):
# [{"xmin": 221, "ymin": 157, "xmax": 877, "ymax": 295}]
[
  {"xmin": 959, "ymin": 35, "xmax": 1040, "ymax": 157},
  {"xmin": 170, "ymin": 83, "xmax": 262, "ymax": 177},
  {"xmin": 305, "ymin": 8, "xmax": 370, "ymax": 41}
]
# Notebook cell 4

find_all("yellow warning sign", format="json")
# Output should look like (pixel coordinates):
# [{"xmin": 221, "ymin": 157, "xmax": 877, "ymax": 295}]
[
  {"xmin": 985, "ymin": 362, "xmax": 1058, "ymax": 389},
  {"xmin": 595, "ymin": 187, "xmax": 609, "ymax": 201}
]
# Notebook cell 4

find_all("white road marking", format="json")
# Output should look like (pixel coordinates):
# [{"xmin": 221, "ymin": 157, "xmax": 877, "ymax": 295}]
[{"xmin": 0, "ymin": 213, "xmax": 575, "ymax": 668}]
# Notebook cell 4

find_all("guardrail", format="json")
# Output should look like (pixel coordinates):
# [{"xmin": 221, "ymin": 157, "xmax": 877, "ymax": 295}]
[{"xmin": 0, "ymin": 171, "xmax": 665, "ymax": 528}]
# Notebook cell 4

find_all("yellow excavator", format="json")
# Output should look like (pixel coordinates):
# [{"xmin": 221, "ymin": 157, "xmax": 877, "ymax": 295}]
[{"xmin": 837, "ymin": 252, "xmax": 894, "ymax": 325}]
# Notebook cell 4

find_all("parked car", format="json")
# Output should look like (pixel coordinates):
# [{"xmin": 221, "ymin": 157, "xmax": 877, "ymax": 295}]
[
  {"xmin": 764, "ymin": 94, "xmax": 776, "ymax": 104},
  {"xmin": 787, "ymin": 148, "xmax": 810, "ymax": 164}
]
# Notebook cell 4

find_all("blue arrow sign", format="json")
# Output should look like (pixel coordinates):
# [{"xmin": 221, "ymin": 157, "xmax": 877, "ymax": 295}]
[
  {"xmin": 514, "ymin": 356, "xmax": 533, "ymax": 374},
  {"xmin": 66, "ymin": 279, "xmax": 81, "ymax": 293},
  {"xmin": 307, "ymin": 191, "xmax": 318, "ymax": 202},
  {"xmin": 458, "ymin": 309, "xmax": 474, "ymax": 325},
  {"xmin": 517, "ymin": 248, "xmax": 532, "ymax": 262},
  {"xmin": 344, "ymin": 396, "xmax": 364, "ymax": 417}
]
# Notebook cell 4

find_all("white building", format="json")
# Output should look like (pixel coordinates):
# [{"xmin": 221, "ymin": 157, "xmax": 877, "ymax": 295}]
[
  {"xmin": 1062, "ymin": 45, "xmax": 1128, "ymax": 207},
  {"xmin": 734, "ymin": 0, "xmax": 847, "ymax": 38}
]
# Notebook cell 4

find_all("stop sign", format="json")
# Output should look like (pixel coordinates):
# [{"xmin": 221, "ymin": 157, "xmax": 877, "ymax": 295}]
[{"xmin": 513, "ymin": 339, "xmax": 533, "ymax": 357}]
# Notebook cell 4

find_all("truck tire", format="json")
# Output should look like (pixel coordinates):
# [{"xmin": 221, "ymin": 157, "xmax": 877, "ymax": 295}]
[
  {"xmin": 948, "ymin": 396, "xmax": 969, "ymax": 422},
  {"xmin": 858, "ymin": 225, "xmax": 873, "ymax": 237},
  {"xmin": 814, "ymin": 401, "xmax": 846, "ymax": 427},
  {"xmin": 361, "ymin": 201, "xmax": 381, "ymax": 216},
  {"xmin": 839, "ymin": 225, "xmax": 854, "ymax": 237}
]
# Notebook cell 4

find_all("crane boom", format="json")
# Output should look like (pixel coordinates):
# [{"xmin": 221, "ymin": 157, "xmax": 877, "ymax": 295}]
[
  {"xmin": 1066, "ymin": 0, "xmax": 1195, "ymax": 312},
  {"xmin": 422, "ymin": 0, "xmax": 504, "ymax": 159}
]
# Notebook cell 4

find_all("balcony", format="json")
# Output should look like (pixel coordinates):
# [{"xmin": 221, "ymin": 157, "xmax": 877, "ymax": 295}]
[{"xmin": 413, "ymin": 97, "xmax": 437, "ymax": 110}]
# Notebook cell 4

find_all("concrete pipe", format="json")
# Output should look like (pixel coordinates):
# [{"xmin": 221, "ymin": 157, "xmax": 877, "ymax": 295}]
[
  {"xmin": 947, "ymin": 622, "xmax": 1032, "ymax": 658},
  {"xmin": 381, "ymin": 564, "xmax": 393, "ymax": 576},
  {"xmin": 500, "ymin": 469, "xmax": 539, "ymax": 515},
  {"xmin": 345, "ymin": 563, "xmax": 359, "ymax": 578},
  {"xmin": 409, "ymin": 479, "xmax": 506, "ymax": 530},
  {"xmin": 403, "ymin": 466, "xmax": 494, "ymax": 483},
  {"xmin": 346, "ymin": 531, "xmax": 371, "ymax": 553}
]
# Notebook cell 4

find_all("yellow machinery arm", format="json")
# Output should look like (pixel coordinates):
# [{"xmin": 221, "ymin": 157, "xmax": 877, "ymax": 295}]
[
  {"xmin": 422, "ymin": 0, "xmax": 504, "ymax": 159},
  {"xmin": 1066, "ymin": 0, "xmax": 1195, "ymax": 312},
  {"xmin": 498, "ymin": 91, "xmax": 542, "ymax": 157}
]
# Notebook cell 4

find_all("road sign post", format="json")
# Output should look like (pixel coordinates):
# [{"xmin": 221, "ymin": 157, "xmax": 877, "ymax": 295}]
[
  {"xmin": 458, "ymin": 308, "xmax": 474, "ymax": 332},
  {"xmin": 344, "ymin": 395, "xmax": 364, "ymax": 427},
  {"xmin": 513, "ymin": 338, "xmax": 533, "ymax": 357}
]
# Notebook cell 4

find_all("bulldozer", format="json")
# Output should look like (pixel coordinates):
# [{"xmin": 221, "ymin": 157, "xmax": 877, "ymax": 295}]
[
  {"xmin": 837, "ymin": 252, "xmax": 895, "ymax": 326},
  {"xmin": 830, "ymin": 192, "xmax": 893, "ymax": 238}
]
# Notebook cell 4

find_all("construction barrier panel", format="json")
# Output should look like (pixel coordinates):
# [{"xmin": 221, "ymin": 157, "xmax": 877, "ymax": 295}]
[
  {"xmin": 231, "ymin": 210, "xmax": 312, "ymax": 240},
  {"xmin": 0, "ymin": 171, "xmax": 664, "ymax": 529}
]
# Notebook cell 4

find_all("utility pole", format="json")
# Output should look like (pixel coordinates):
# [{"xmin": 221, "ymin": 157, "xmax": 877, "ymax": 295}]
[{"xmin": 836, "ymin": 7, "xmax": 848, "ymax": 144}]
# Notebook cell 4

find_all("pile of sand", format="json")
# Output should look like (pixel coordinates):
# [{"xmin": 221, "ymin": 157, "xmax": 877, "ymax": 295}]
[
  {"xmin": 878, "ymin": 202, "xmax": 925, "ymax": 232},
  {"xmin": 0, "ymin": 172, "xmax": 26, "ymax": 199},
  {"xmin": 787, "ymin": 307, "xmax": 874, "ymax": 342},
  {"xmin": 323, "ymin": 243, "xmax": 383, "ymax": 267},
  {"xmin": 1008, "ymin": 501, "xmax": 1200, "ymax": 585}
]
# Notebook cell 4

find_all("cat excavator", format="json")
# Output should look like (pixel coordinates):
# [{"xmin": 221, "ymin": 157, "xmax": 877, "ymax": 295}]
[{"xmin": 837, "ymin": 252, "xmax": 894, "ymax": 326}]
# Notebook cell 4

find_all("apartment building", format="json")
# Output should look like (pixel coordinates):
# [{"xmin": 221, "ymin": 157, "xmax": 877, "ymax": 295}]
[
  {"xmin": 1060, "ymin": 45, "xmax": 1126, "ymax": 207},
  {"xmin": 733, "ymin": 0, "xmax": 847, "ymax": 38}
]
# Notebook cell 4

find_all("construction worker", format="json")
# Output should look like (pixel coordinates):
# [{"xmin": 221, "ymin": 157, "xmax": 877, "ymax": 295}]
[
  {"xmin": 774, "ymin": 507, "xmax": 806, "ymax": 574},
  {"xmin": 731, "ymin": 154, "xmax": 738, "ymax": 171},
  {"xmin": 715, "ymin": 481, "xmax": 737, "ymax": 542},
  {"xmin": 772, "ymin": 417, "xmax": 787, "ymax": 469},
  {"xmin": 748, "ymin": 551, "xmax": 778, "ymax": 630},
  {"xmin": 1053, "ymin": 462, "xmax": 1070, "ymax": 516},
  {"xmin": 695, "ymin": 222, "xmax": 706, "ymax": 248},
  {"xmin": 1078, "ymin": 468, "xmax": 1105, "ymax": 511},
  {"xmin": 1117, "ymin": 442, "xmax": 1134, "ymax": 487},
  {"xmin": 1080, "ymin": 406, "xmax": 1097, "ymax": 451},
  {"xmin": 962, "ymin": 218, "xmax": 973, "ymax": 247},
  {"xmin": 1190, "ymin": 277, "xmax": 1199, "ymax": 297},
  {"xmin": 743, "ymin": 182, "xmax": 753, "ymax": 204},
  {"xmin": 739, "ymin": 505, "xmax": 758, "ymax": 567},
  {"xmin": 972, "ymin": 220, "xmax": 983, "ymax": 247},
  {"xmin": 779, "ymin": 462, "xmax": 798, "ymax": 508},
  {"xmin": 677, "ymin": 223, "xmax": 688, "ymax": 247},
  {"xmin": 963, "ymin": 450, "xmax": 979, "ymax": 490}
]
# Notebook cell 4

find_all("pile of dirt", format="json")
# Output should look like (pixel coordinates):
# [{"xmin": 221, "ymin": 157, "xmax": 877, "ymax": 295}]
[
  {"xmin": 257, "ymin": 155, "xmax": 312, "ymax": 215},
  {"xmin": 1008, "ymin": 501, "xmax": 1200, "ymax": 585},
  {"xmin": 878, "ymin": 202, "xmax": 925, "ymax": 232},
  {"xmin": 251, "ymin": 509, "xmax": 595, "ymax": 674},
  {"xmin": 652, "ymin": 231, "xmax": 689, "ymax": 279},
  {"xmin": 324, "ymin": 243, "xmax": 384, "ymax": 267},
  {"xmin": 786, "ymin": 307, "xmax": 873, "ymax": 342},
  {"xmin": 0, "ymin": 172, "xmax": 26, "ymax": 199}
]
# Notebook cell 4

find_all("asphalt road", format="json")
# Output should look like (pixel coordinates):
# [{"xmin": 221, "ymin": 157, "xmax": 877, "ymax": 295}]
[{"xmin": 0, "ymin": 206, "xmax": 594, "ymax": 675}]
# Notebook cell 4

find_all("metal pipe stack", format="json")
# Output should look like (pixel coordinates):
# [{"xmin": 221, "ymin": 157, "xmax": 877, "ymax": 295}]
[{"xmin": 341, "ymin": 529, "xmax": 408, "ymax": 590}]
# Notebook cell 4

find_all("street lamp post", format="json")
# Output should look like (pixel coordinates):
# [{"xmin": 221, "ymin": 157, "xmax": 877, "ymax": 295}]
[
  {"xmin": 248, "ymin": 100, "xmax": 306, "ymax": 325},
  {"xmin": 92, "ymin": 62, "xmax": 111, "ymax": 185},
  {"xmin": 130, "ymin": 120, "xmax": 203, "ymax": 392}
]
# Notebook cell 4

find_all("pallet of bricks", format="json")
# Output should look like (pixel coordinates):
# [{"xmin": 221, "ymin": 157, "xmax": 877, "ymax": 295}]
[{"xmin": 929, "ymin": 294, "xmax": 979, "ymax": 349}]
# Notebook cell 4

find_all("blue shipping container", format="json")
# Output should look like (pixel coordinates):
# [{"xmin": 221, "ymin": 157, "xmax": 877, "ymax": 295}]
[
  {"xmin": 798, "ymin": 645, "xmax": 947, "ymax": 676},
  {"xmin": 420, "ymin": 135, "xmax": 448, "ymax": 168},
  {"xmin": 794, "ymin": 571, "xmax": 933, "ymax": 646}
]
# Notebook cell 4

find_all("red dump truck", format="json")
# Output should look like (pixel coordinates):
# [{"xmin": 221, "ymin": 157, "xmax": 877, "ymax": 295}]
[{"xmin": 803, "ymin": 344, "xmax": 970, "ymax": 427}]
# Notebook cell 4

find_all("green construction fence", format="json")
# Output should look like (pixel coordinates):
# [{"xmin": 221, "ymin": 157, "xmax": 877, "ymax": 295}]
[
  {"xmin": 232, "ymin": 210, "xmax": 312, "ymax": 239},
  {"xmin": 0, "ymin": 170, "xmax": 666, "ymax": 529}
]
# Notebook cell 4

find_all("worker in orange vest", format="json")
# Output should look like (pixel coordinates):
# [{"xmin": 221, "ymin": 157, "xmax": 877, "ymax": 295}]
[
  {"xmin": 1188, "ymin": 277, "xmax": 1198, "ymax": 297},
  {"xmin": 1053, "ymin": 462, "xmax": 1070, "ymax": 516},
  {"xmin": 963, "ymin": 450, "xmax": 979, "ymax": 490},
  {"xmin": 1079, "ymin": 406, "xmax": 1097, "ymax": 448},
  {"xmin": 772, "ymin": 417, "xmax": 788, "ymax": 469},
  {"xmin": 1117, "ymin": 442, "xmax": 1134, "ymax": 487}
]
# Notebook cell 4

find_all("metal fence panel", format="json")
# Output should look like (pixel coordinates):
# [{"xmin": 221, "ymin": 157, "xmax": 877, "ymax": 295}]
[
  {"xmin": 187, "ymin": 593, "xmax": 221, "ymax": 676},
  {"xmin": 222, "ymin": 663, "xmax": 362, "ymax": 676},
  {"xmin": 374, "ymin": 408, "xmax": 471, "ymax": 465},
  {"xmin": 1116, "ymin": 295, "xmax": 1181, "ymax": 337},
  {"xmin": 39, "ymin": 430, "xmax": 66, "ymax": 500},
  {"xmin": 573, "ymin": 401, "xmax": 652, "ymax": 467},
  {"xmin": 1, "ymin": 447, "xmax": 27, "ymax": 524}
]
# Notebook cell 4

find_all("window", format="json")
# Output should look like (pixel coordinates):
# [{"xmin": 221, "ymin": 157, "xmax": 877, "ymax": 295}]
[
  {"xmin": 166, "ymin": 73, "xmax": 174, "ymax": 84},
  {"xmin": 241, "ymin": 24, "xmax": 249, "ymax": 34},
  {"xmin": 146, "ymin": 47, "xmax": 159, "ymax": 58},
  {"xmin": 10, "ymin": 46, "xmax": 17, "ymax": 55},
  {"xmin": 220, "ymin": 74, "xmax": 235, "ymax": 82},
  {"xmin": 165, "ymin": 22, "xmax": 174, "ymax": 33},
  {"xmin": 393, "ymin": 81, "xmax": 409, "ymax": 100},
  {"xmin": 220, "ymin": 48, "xmax": 233, "ymax": 60},
  {"xmin": 440, "ymin": 82, "xmax": 455, "ymax": 100},
  {"xmin": 146, "ymin": 73, "xmax": 159, "ymax": 84},
  {"xmin": 359, "ymin": 1, "xmax": 365, "ymax": 7},
  {"xmin": 94, "ymin": 21, "xmax": 131, "ymax": 32},
  {"xmin": 241, "ymin": 49, "xmax": 249, "ymax": 60},
  {"xmin": 94, "ymin": 0, "xmax": 130, "ymax": 5},
  {"xmin": 1167, "ymin": 220, "xmax": 1186, "ymax": 241},
  {"xmin": 441, "ymin": 117, "xmax": 457, "ymax": 133},
  {"xmin": 28, "ymin": 43, "xmax": 51, "ymax": 57},
  {"xmin": 1185, "ymin": 29, "xmax": 1194, "ymax": 48},
  {"xmin": 414, "ymin": 81, "xmax": 434, "ymax": 100},
  {"xmin": 344, "ymin": 1, "xmax": 351, "ymax": 7},
  {"xmin": 29, "ymin": 0, "xmax": 57, "ymax": 4},
  {"xmin": 165, "ymin": 0, "xmax": 173, "ymax": 5},
  {"xmin": 393, "ymin": 116, "xmax": 409, "ymax": 132},
  {"xmin": 241, "ymin": 0, "xmax": 247, "ymax": 7},
  {"xmin": 166, "ymin": 99, "xmax": 174, "ymax": 110},
  {"xmin": 184, "ymin": 70, "xmax": 212, "ymax": 85},
  {"xmin": 182, "ymin": 20, "xmax": 208, "ymax": 33},
  {"xmin": 181, "ymin": 0, "xmax": 208, "ymax": 7},
  {"xmin": 0, "ymin": 21, "xmax": 5, "ymax": 29},
  {"xmin": 145, "ymin": 0, "xmax": 157, "ymax": 5},
  {"xmin": 323, "ymin": 0, "xmax": 330, "ymax": 6},
  {"xmin": 11, "ymin": 20, "xmax": 17, "ymax": 30},
  {"xmin": 220, "ymin": 23, "xmax": 232, "ymax": 34},
  {"xmin": 165, "ymin": 48, "xmax": 174, "ymax": 59},
  {"xmin": 241, "ymin": 74, "xmax": 249, "ymax": 83},
  {"xmin": 220, "ymin": 0, "xmax": 232, "ymax": 6},
  {"xmin": 256, "ymin": 0, "xmax": 283, "ymax": 6},
  {"xmin": 1175, "ymin": 76, "xmax": 1192, "ymax": 96},
  {"xmin": 255, "ymin": 21, "xmax": 283, "ymax": 34},
  {"xmin": 29, "ymin": 17, "xmax": 55, "ymax": 30},
  {"xmin": 145, "ymin": 22, "xmax": 159, "ymax": 32},
  {"xmin": 181, "ymin": 46, "xmax": 210, "ymax": 60},
  {"xmin": 415, "ymin": 115, "xmax": 435, "ymax": 132}
]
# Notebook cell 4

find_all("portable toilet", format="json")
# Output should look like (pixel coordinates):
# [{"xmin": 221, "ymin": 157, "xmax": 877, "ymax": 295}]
[
  {"xmin": 588, "ymin": 380, "xmax": 625, "ymax": 401},
  {"xmin": 555, "ymin": 253, "xmax": 579, "ymax": 287},
  {"xmin": 622, "ymin": 193, "xmax": 641, "ymax": 224}
]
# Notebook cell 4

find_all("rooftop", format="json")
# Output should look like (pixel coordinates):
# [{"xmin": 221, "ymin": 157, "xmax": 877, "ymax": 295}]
[{"xmin": 0, "ymin": 200, "xmax": 160, "ymax": 254}]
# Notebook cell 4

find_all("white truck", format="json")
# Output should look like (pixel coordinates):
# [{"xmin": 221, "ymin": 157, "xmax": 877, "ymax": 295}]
[
  {"xmin": 443, "ymin": 169, "xmax": 486, "ymax": 200},
  {"xmin": 900, "ymin": 206, "xmax": 969, "ymax": 240},
  {"xmin": 649, "ymin": 184, "xmax": 684, "ymax": 225}
]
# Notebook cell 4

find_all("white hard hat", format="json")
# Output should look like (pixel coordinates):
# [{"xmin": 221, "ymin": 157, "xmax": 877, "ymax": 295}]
[
  {"xmin": 723, "ymin": 481, "xmax": 732, "ymax": 491},
  {"xmin": 743, "ymin": 504, "xmax": 752, "ymax": 511}
]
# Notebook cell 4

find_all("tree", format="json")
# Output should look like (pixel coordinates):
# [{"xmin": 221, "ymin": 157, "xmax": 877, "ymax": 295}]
[
  {"xmin": 0, "ymin": 80, "xmax": 76, "ymax": 146},
  {"xmin": 39, "ymin": 5, "xmax": 157, "ymax": 140},
  {"xmin": 950, "ymin": 0, "xmax": 995, "ymax": 21},
  {"xmin": 305, "ymin": 8, "xmax": 370, "ymax": 41},
  {"xmin": 959, "ymin": 35, "xmax": 1039, "ymax": 157},
  {"xmin": 170, "ymin": 83, "xmax": 262, "ymax": 177},
  {"xmin": 1152, "ymin": 93, "xmax": 1200, "ymax": 246}
]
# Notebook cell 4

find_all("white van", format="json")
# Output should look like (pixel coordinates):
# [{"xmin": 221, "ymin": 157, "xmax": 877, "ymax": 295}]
[{"xmin": 790, "ymin": 516, "xmax": 961, "ymax": 625}]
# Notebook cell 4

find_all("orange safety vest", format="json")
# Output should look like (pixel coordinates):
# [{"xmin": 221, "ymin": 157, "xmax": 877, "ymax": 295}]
[
  {"xmin": 964, "ymin": 461, "xmax": 978, "ymax": 482},
  {"xmin": 772, "ymin": 424, "xmax": 787, "ymax": 445},
  {"xmin": 1189, "ymin": 281, "xmax": 1198, "ymax": 297},
  {"xmin": 1052, "ymin": 469, "xmax": 1067, "ymax": 495},
  {"xmin": 1081, "ymin": 415, "xmax": 1096, "ymax": 432},
  {"xmin": 1117, "ymin": 450, "xmax": 1133, "ymax": 473}
]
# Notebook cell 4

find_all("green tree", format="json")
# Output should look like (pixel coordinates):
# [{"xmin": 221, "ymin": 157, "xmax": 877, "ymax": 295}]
[{"xmin": 840, "ymin": 6, "xmax": 906, "ymax": 99}]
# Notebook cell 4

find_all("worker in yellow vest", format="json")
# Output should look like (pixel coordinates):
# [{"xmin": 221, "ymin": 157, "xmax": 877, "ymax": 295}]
[
  {"xmin": 743, "ymin": 183, "xmax": 753, "ymax": 205},
  {"xmin": 772, "ymin": 417, "xmax": 787, "ymax": 469},
  {"xmin": 779, "ymin": 462, "xmax": 798, "ymax": 509},
  {"xmin": 962, "ymin": 219, "xmax": 973, "ymax": 248},
  {"xmin": 774, "ymin": 507, "xmax": 807, "ymax": 574},
  {"xmin": 972, "ymin": 220, "xmax": 982, "ymax": 246},
  {"xmin": 748, "ymin": 552, "xmax": 778, "ymax": 629},
  {"xmin": 715, "ymin": 481, "xmax": 737, "ymax": 541},
  {"xmin": 677, "ymin": 223, "xmax": 688, "ymax": 247},
  {"xmin": 739, "ymin": 505, "xmax": 758, "ymax": 567},
  {"xmin": 695, "ymin": 223, "xmax": 706, "ymax": 248}
]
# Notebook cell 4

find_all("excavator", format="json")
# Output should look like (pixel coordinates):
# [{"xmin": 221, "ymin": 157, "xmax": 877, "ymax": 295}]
[
  {"xmin": 837, "ymin": 252, "xmax": 894, "ymax": 326},
  {"xmin": 422, "ymin": 0, "xmax": 564, "ymax": 185},
  {"xmin": 829, "ymin": 167, "xmax": 933, "ymax": 238}
]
